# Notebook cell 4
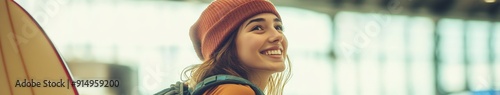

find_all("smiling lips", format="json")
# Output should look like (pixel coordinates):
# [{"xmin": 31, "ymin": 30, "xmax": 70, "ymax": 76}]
[
  {"xmin": 260, "ymin": 46, "xmax": 285, "ymax": 61},
  {"xmin": 260, "ymin": 49, "xmax": 284, "ymax": 61},
  {"xmin": 263, "ymin": 49, "xmax": 282, "ymax": 55}
]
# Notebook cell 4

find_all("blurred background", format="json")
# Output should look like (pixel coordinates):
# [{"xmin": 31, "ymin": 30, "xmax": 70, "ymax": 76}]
[{"xmin": 14, "ymin": 0, "xmax": 500, "ymax": 95}]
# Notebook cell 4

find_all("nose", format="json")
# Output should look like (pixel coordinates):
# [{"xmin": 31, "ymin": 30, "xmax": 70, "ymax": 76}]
[{"xmin": 268, "ymin": 29, "xmax": 284, "ymax": 43}]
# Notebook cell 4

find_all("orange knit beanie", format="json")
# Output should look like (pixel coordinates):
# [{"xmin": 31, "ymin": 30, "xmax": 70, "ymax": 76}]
[{"xmin": 190, "ymin": 0, "xmax": 281, "ymax": 61}]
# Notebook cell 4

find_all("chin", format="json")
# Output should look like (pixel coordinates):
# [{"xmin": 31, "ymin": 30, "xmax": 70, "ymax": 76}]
[{"xmin": 266, "ymin": 61, "xmax": 286, "ymax": 72}]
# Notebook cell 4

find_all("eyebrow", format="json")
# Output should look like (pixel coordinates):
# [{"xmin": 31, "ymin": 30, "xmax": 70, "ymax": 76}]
[{"xmin": 245, "ymin": 18, "xmax": 282, "ymax": 27}]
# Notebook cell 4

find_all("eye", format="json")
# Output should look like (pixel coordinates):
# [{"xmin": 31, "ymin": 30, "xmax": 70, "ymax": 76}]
[
  {"xmin": 251, "ymin": 26, "xmax": 263, "ymax": 31},
  {"xmin": 275, "ymin": 25, "xmax": 284, "ymax": 32}
]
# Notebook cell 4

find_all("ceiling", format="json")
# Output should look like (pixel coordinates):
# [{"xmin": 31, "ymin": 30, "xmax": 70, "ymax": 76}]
[{"xmin": 190, "ymin": 0, "xmax": 500, "ymax": 21}]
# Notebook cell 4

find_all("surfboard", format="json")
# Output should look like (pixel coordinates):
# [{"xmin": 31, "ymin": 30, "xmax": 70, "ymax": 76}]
[{"xmin": 0, "ymin": 0, "xmax": 79, "ymax": 95}]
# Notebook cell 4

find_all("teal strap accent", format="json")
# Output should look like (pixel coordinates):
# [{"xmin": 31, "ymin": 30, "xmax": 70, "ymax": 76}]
[{"xmin": 192, "ymin": 75, "xmax": 264, "ymax": 95}]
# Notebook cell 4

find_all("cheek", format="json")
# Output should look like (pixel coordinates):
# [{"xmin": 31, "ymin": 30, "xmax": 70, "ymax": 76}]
[
  {"xmin": 236, "ymin": 35, "xmax": 265, "ymax": 63},
  {"xmin": 283, "ymin": 36, "xmax": 288, "ymax": 51}
]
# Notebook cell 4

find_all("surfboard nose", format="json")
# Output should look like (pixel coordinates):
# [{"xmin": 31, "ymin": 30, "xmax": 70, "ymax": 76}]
[{"xmin": 0, "ymin": 0, "xmax": 78, "ymax": 95}]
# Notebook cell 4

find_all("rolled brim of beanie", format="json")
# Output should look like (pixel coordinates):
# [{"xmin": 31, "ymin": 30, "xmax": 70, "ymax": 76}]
[
  {"xmin": 190, "ymin": 21, "xmax": 203, "ymax": 60},
  {"xmin": 198, "ymin": 1, "xmax": 280, "ymax": 60}
]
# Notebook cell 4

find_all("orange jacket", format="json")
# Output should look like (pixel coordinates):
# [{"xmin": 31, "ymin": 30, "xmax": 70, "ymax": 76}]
[{"xmin": 203, "ymin": 84, "xmax": 255, "ymax": 95}]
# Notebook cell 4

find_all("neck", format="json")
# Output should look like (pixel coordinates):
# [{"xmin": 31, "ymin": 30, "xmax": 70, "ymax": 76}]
[{"xmin": 247, "ymin": 70, "xmax": 273, "ymax": 91}]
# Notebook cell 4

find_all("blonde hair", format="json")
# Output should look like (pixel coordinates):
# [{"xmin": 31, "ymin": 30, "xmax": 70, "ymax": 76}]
[
  {"xmin": 182, "ymin": 31, "xmax": 292, "ymax": 95},
  {"xmin": 265, "ymin": 56, "xmax": 292, "ymax": 95}
]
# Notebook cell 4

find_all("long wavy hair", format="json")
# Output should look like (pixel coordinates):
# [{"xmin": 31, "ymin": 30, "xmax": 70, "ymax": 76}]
[{"xmin": 182, "ymin": 29, "xmax": 292, "ymax": 95}]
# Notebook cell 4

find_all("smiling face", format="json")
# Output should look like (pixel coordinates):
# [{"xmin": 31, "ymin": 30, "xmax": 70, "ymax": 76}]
[{"xmin": 235, "ymin": 13, "xmax": 288, "ymax": 73}]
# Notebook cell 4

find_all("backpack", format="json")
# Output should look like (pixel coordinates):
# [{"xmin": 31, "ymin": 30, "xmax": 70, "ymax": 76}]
[{"xmin": 154, "ymin": 75, "xmax": 264, "ymax": 95}]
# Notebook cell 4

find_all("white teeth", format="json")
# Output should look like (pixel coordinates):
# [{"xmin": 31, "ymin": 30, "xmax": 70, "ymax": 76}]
[{"xmin": 264, "ymin": 50, "xmax": 281, "ymax": 55}]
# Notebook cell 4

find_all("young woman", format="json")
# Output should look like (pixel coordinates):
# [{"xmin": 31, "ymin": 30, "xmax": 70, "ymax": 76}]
[{"xmin": 184, "ymin": 0, "xmax": 292, "ymax": 95}]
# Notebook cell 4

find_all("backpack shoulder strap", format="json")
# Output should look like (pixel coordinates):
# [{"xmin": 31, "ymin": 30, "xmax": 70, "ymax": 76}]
[
  {"xmin": 191, "ymin": 75, "xmax": 264, "ymax": 95},
  {"xmin": 154, "ymin": 81, "xmax": 190, "ymax": 95}
]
